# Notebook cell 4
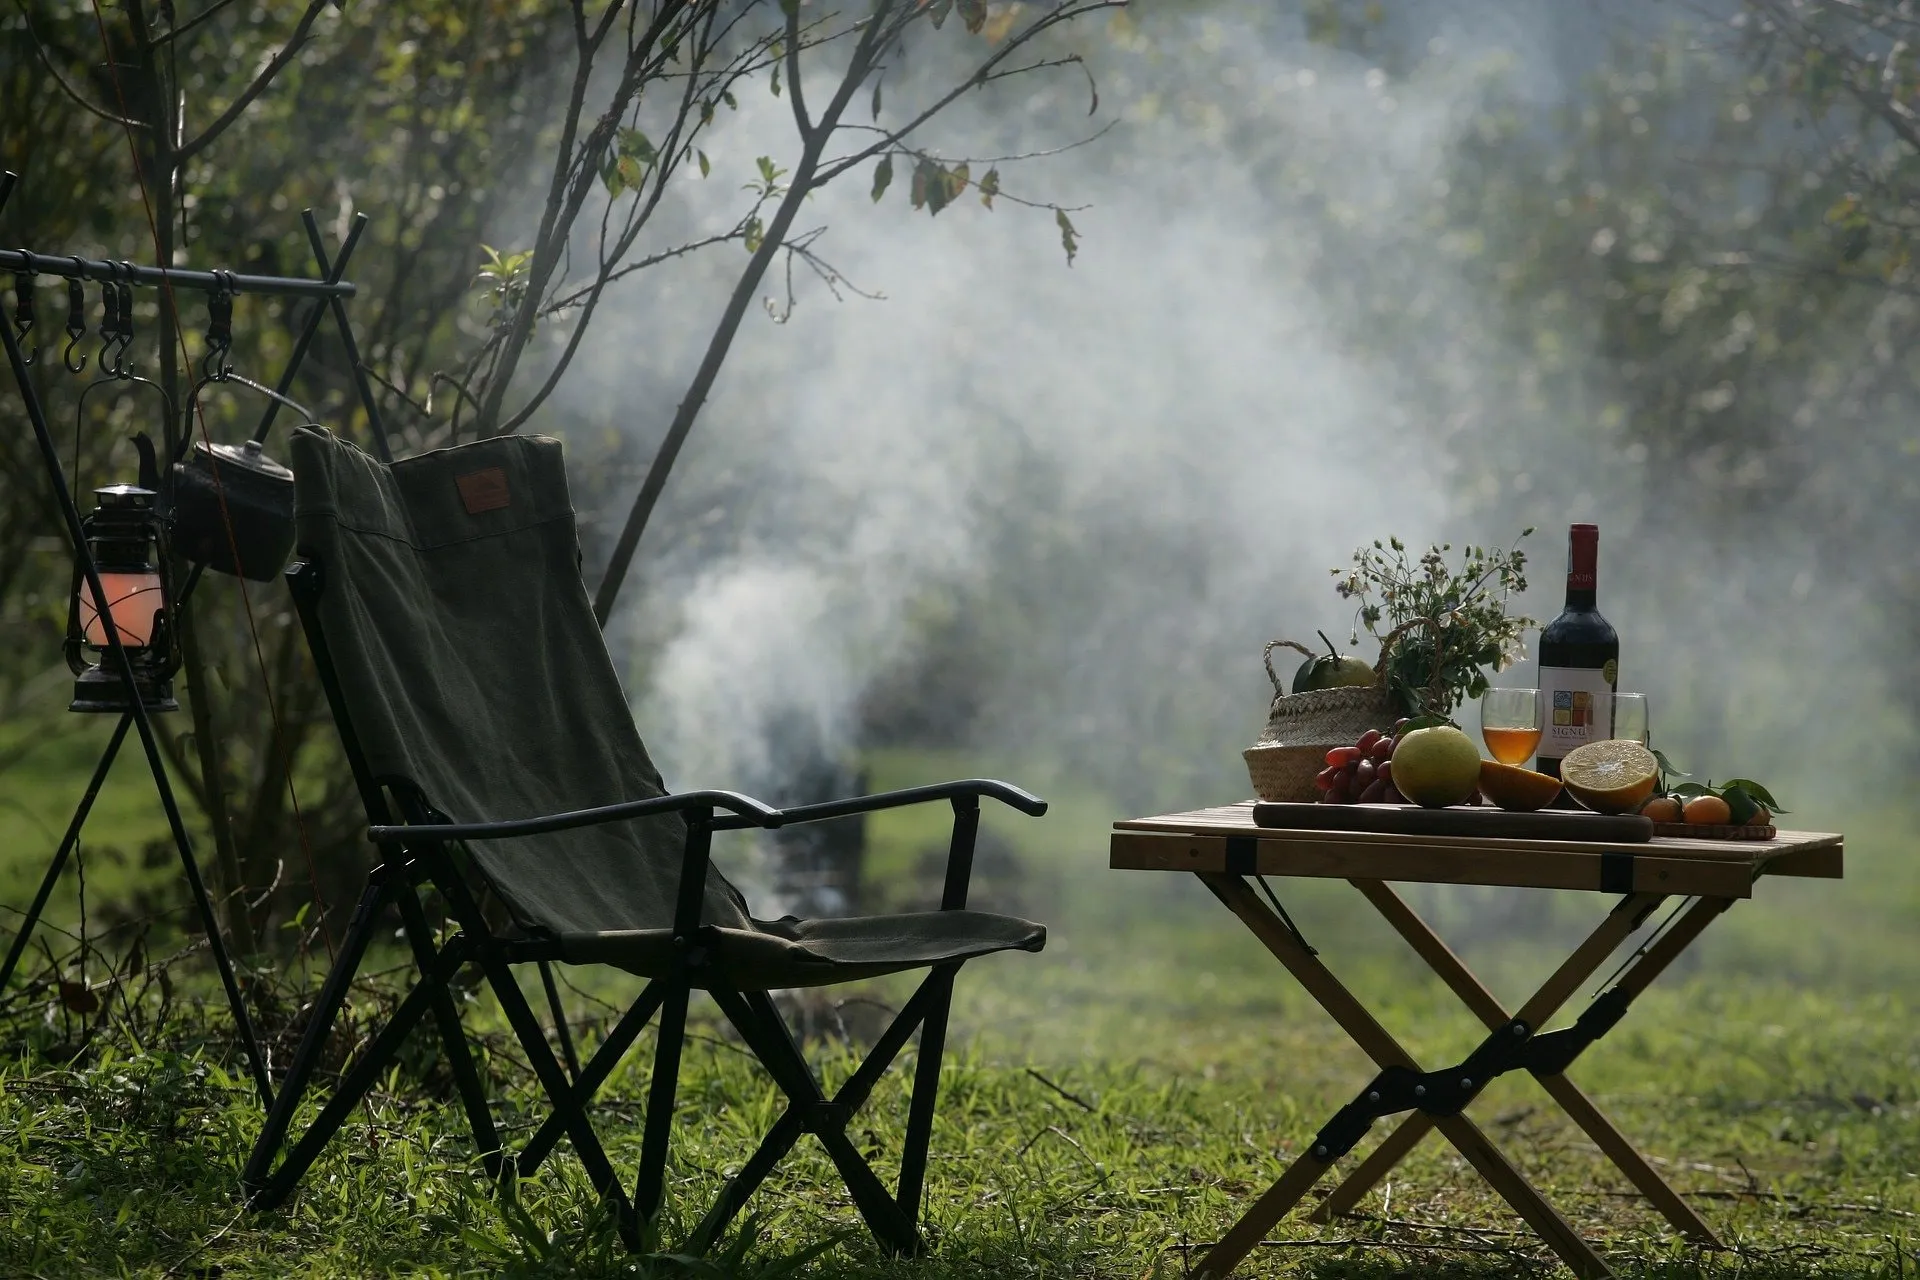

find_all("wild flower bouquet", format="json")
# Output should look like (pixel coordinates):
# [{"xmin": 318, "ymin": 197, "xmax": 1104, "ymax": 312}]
[{"xmin": 1333, "ymin": 531, "xmax": 1537, "ymax": 719}]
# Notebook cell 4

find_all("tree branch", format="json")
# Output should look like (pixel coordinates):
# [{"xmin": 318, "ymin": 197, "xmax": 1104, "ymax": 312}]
[
  {"xmin": 592, "ymin": 0, "xmax": 898, "ymax": 623},
  {"xmin": 785, "ymin": 0, "xmax": 813, "ymax": 140},
  {"xmin": 175, "ymin": 0, "xmax": 329, "ymax": 161},
  {"xmin": 11, "ymin": 0, "xmax": 149, "ymax": 129},
  {"xmin": 814, "ymin": 0, "xmax": 1123, "ymax": 186},
  {"xmin": 473, "ymin": 0, "xmax": 694, "ymax": 435}
]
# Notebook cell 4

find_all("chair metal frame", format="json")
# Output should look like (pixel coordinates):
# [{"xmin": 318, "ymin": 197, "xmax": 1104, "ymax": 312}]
[{"xmin": 240, "ymin": 554, "xmax": 1048, "ymax": 1254}]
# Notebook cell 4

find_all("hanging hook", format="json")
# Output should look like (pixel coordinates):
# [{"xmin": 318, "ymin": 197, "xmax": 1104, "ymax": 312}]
[
  {"xmin": 202, "ymin": 270, "xmax": 234, "ymax": 383},
  {"xmin": 63, "ymin": 268, "xmax": 88, "ymax": 374},
  {"xmin": 113, "ymin": 273, "xmax": 136, "ymax": 378},
  {"xmin": 10, "ymin": 271, "xmax": 35, "ymax": 365},
  {"xmin": 95, "ymin": 266, "xmax": 121, "ymax": 374}
]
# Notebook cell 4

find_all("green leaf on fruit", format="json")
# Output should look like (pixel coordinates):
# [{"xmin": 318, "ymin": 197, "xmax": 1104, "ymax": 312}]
[
  {"xmin": 1669, "ymin": 782, "xmax": 1713, "ymax": 798},
  {"xmin": 1720, "ymin": 778, "xmax": 1787, "ymax": 812},
  {"xmin": 1399, "ymin": 715, "xmax": 1453, "ymax": 733},
  {"xmin": 1650, "ymin": 748, "xmax": 1688, "ymax": 779},
  {"xmin": 1720, "ymin": 785, "xmax": 1759, "ymax": 824}
]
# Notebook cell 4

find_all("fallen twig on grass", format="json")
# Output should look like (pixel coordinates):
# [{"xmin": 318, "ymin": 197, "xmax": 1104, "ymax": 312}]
[{"xmin": 1024, "ymin": 1065, "xmax": 1096, "ymax": 1112}]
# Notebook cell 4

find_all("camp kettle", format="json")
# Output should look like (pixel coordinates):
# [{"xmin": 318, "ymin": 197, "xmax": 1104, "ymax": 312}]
[{"xmin": 165, "ymin": 437, "xmax": 297, "ymax": 581}]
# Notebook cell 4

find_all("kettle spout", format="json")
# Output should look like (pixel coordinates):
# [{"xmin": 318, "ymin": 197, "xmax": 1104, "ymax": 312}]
[{"xmin": 131, "ymin": 432, "xmax": 161, "ymax": 491}]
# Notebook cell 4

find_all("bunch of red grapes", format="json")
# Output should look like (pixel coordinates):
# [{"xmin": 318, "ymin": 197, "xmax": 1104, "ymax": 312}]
[{"xmin": 1314, "ymin": 721, "xmax": 1409, "ymax": 804}]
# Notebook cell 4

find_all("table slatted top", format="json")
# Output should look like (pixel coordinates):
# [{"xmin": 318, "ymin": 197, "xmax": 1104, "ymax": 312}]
[{"xmin": 1111, "ymin": 802, "xmax": 1843, "ymax": 898}]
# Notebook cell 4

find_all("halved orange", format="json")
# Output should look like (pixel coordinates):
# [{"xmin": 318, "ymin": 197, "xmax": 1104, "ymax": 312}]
[
  {"xmin": 1478, "ymin": 760, "xmax": 1564, "ymax": 812},
  {"xmin": 1560, "ymin": 740, "xmax": 1659, "ymax": 814}
]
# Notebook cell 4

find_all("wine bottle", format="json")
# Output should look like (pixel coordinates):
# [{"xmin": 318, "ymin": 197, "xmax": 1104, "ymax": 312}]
[{"xmin": 1536, "ymin": 523, "xmax": 1619, "ymax": 779}]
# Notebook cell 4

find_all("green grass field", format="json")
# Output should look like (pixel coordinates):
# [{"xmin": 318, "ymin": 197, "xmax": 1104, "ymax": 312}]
[{"xmin": 1, "ymin": 740, "xmax": 1916, "ymax": 1277}]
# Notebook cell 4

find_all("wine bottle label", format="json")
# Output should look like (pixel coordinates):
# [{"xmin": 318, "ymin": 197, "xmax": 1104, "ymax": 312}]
[{"xmin": 1537, "ymin": 665, "xmax": 1617, "ymax": 759}]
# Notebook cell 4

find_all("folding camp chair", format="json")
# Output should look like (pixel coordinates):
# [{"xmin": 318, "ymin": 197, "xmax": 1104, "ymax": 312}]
[{"xmin": 239, "ymin": 428, "xmax": 1048, "ymax": 1254}]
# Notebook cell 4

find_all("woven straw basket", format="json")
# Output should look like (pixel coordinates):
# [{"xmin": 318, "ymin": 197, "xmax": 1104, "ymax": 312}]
[{"xmin": 1244, "ymin": 638, "xmax": 1404, "ymax": 802}]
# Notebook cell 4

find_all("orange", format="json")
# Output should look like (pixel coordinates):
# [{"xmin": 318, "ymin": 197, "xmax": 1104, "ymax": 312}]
[
  {"xmin": 1478, "ymin": 761, "xmax": 1564, "ymax": 812},
  {"xmin": 1682, "ymin": 794, "xmax": 1732, "ymax": 825},
  {"xmin": 1560, "ymin": 740, "xmax": 1659, "ymax": 814},
  {"xmin": 1639, "ymin": 796, "xmax": 1682, "ymax": 822}
]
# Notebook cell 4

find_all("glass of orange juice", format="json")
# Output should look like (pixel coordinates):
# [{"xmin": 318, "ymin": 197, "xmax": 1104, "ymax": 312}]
[{"xmin": 1480, "ymin": 688, "xmax": 1543, "ymax": 765}]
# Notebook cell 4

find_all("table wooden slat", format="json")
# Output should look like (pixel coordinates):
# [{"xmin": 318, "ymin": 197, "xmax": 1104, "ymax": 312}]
[{"xmin": 1110, "ymin": 801, "xmax": 1842, "ymax": 895}]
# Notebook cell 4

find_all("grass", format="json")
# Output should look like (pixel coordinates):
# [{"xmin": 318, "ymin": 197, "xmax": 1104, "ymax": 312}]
[{"xmin": 0, "ymin": 740, "xmax": 1916, "ymax": 1276}]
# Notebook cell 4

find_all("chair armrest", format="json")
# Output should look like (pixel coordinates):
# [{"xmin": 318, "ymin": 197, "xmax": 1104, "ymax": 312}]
[
  {"xmin": 367, "ymin": 788, "xmax": 783, "ymax": 844},
  {"xmin": 709, "ymin": 778, "xmax": 1047, "ymax": 831}
]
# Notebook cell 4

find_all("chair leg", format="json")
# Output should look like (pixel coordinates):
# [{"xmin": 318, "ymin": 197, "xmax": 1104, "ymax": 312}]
[
  {"xmin": 689, "ymin": 976, "xmax": 940, "ymax": 1254},
  {"xmin": 633, "ymin": 977, "xmax": 691, "ymax": 1222},
  {"xmin": 717, "ymin": 987, "xmax": 922, "ymax": 1256},
  {"xmin": 241, "ymin": 878, "xmax": 387, "ymax": 1197},
  {"xmin": 538, "ymin": 959, "xmax": 582, "ymax": 1080},
  {"xmin": 479, "ymin": 948, "xmax": 639, "ymax": 1247},
  {"xmin": 518, "ymin": 979, "xmax": 666, "ymax": 1177},
  {"xmin": 247, "ymin": 931, "xmax": 463, "ymax": 1211},
  {"xmin": 896, "ymin": 963, "xmax": 958, "ymax": 1227},
  {"xmin": 394, "ymin": 884, "xmax": 502, "ymax": 1177}
]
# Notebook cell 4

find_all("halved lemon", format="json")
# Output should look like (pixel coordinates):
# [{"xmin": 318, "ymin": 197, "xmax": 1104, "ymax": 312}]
[
  {"xmin": 1560, "ymin": 740, "xmax": 1659, "ymax": 814},
  {"xmin": 1478, "ymin": 760, "xmax": 1564, "ymax": 812}
]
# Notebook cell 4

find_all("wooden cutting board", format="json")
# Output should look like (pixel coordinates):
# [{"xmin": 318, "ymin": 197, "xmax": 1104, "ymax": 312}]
[{"xmin": 1251, "ymin": 801, "xmax": 1654, "ymax": 843}]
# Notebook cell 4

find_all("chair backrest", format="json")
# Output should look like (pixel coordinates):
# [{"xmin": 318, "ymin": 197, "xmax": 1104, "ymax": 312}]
[{"xmin": 290, "ymin": 427, "xmax": 751, "ymax": 936}]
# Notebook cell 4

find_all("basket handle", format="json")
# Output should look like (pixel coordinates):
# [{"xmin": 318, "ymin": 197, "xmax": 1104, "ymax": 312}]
[{"xmin": 1262, "ymin": 639, "xmax": 1318, "ymax": 694}]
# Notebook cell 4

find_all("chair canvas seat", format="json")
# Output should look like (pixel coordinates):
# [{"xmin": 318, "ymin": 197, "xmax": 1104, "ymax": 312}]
[
  {"xmin": 561, "ymin": 909, "xmax": 1045, "ymax": 989},
  {"xmin": 240, "ymin": 427, "xmax": 1051, "ymax": 1258}
]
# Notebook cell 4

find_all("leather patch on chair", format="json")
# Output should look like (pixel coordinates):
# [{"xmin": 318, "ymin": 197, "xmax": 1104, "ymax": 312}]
[{"xmin": 456, "ymin": 466, "xmax": 511, "ymax": 514}]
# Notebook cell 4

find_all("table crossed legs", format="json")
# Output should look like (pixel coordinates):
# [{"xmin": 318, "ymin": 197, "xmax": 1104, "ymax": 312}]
[{"xmin": 1191, "ymin": 873, "xmax": 1734, "ymax": 1279}]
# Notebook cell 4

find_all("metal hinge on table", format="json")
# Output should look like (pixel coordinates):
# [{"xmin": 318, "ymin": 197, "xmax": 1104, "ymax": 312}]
[
  {"xmin": 1306, "ymin": 984, "xmax": 1640, "ymax": 1163},
  {"xmin": 1225, "ymin": 836, "xmax": 1318, "ymax": 956}
]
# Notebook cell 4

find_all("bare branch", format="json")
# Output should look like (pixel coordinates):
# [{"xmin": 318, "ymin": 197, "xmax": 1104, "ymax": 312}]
[
  {"xmin": 176, "ymin": 0, "xmax": 329, "ymax": 161},
  {"xmin": 814, "ymin": 0, "xmax": 1125, "ymax": 187},
  {"xmin": 151, "ymin": 0, "xmax": 240, "ymax": 47},
  {"xmin": 541, "ymin": 232, "xmax": 746, "ymax": 314},
  {"xmin": 473, "ymin": 0, "xmax": 697, "ymax": 433},
  {"xmin": 593, "ymin": 0, "xmax": 902, "ymax": 621},
  {"xmin": 785, "ymin": 0, "xmax": 813, "ymax": 139},
  {"xmin": 11, "ymin": 0, "xmax": 149, "ymax": 129}
]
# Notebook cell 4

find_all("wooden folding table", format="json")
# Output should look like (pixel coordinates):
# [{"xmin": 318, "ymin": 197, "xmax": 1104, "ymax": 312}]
[{"xmin": 1109, "ymin": 802, "xmax": 1843, "ymax": 1278}]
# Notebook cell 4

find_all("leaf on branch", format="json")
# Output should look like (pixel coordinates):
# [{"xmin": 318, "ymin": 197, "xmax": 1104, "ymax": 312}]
[
  {"xmin": 944, "ymin": 162, "xmax": 970, "ymax": 207},
  {"xmin": 618, "ymin": 129, "xmax": 656, "ymax": 165},
  {"xmin": 927, "ymin": 0, "xmax": 952, "ymax": 29},
  {"xmin": 872, "ymin": 154, "xmax": 894, "ymax": 203},
  {"xmin": 1056, "ymin": 208, "xmax": 1079, "ymax": 265},
  {"xmin": 698, "ymin": 150, "xmax": 711, "ymax": 178},
  {"xmin": 978, "ymin": 167, "xmax": 1000, "ymax": 209},
  {"xmin": 745, "ymin": 216, "xmax": 765, "ymax": 254},
  {"xmin": 982, "ymin": 3, "xmax": 1020, "ymax": 43},
  {"xmin": 771, "ymin": 60, "xmax": 782, "ymax": 98},
  {"xmin": 872, "ymin": 75, "xmax": 884, "ymax": 121},
  {"xmin": 910, "ymin": 158, "xmax": 935, "ymax": 210},
  {"xmin": 959, "ymin": 0, "xmax": 987, "ymax": 34}
]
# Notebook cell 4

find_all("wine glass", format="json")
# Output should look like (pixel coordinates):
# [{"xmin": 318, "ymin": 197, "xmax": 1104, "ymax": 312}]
[
  {"xmin": 1611, "ymin": 692, "xmax": 1649, "ymax": 745},
  {"xmin": 1480, "ymin": 688, "xmax": 1543, "ymax": 765}
]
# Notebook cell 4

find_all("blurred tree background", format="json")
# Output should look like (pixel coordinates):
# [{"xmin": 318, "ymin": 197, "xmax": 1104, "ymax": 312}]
[{"xmin": 3, "ymin": 0, "xmax": 1916, "ymax": 959}]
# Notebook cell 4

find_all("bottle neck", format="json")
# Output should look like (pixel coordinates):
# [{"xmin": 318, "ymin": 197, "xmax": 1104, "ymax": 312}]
[{"xmin": 1564, "ymin": 526, "xmax": 1598, "ymax": 612}]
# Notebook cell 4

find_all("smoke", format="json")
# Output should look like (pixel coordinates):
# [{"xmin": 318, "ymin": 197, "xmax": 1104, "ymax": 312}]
[{"xmin": 525, "ymin": 1, "xmax": 1910, "ymax": 963}]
